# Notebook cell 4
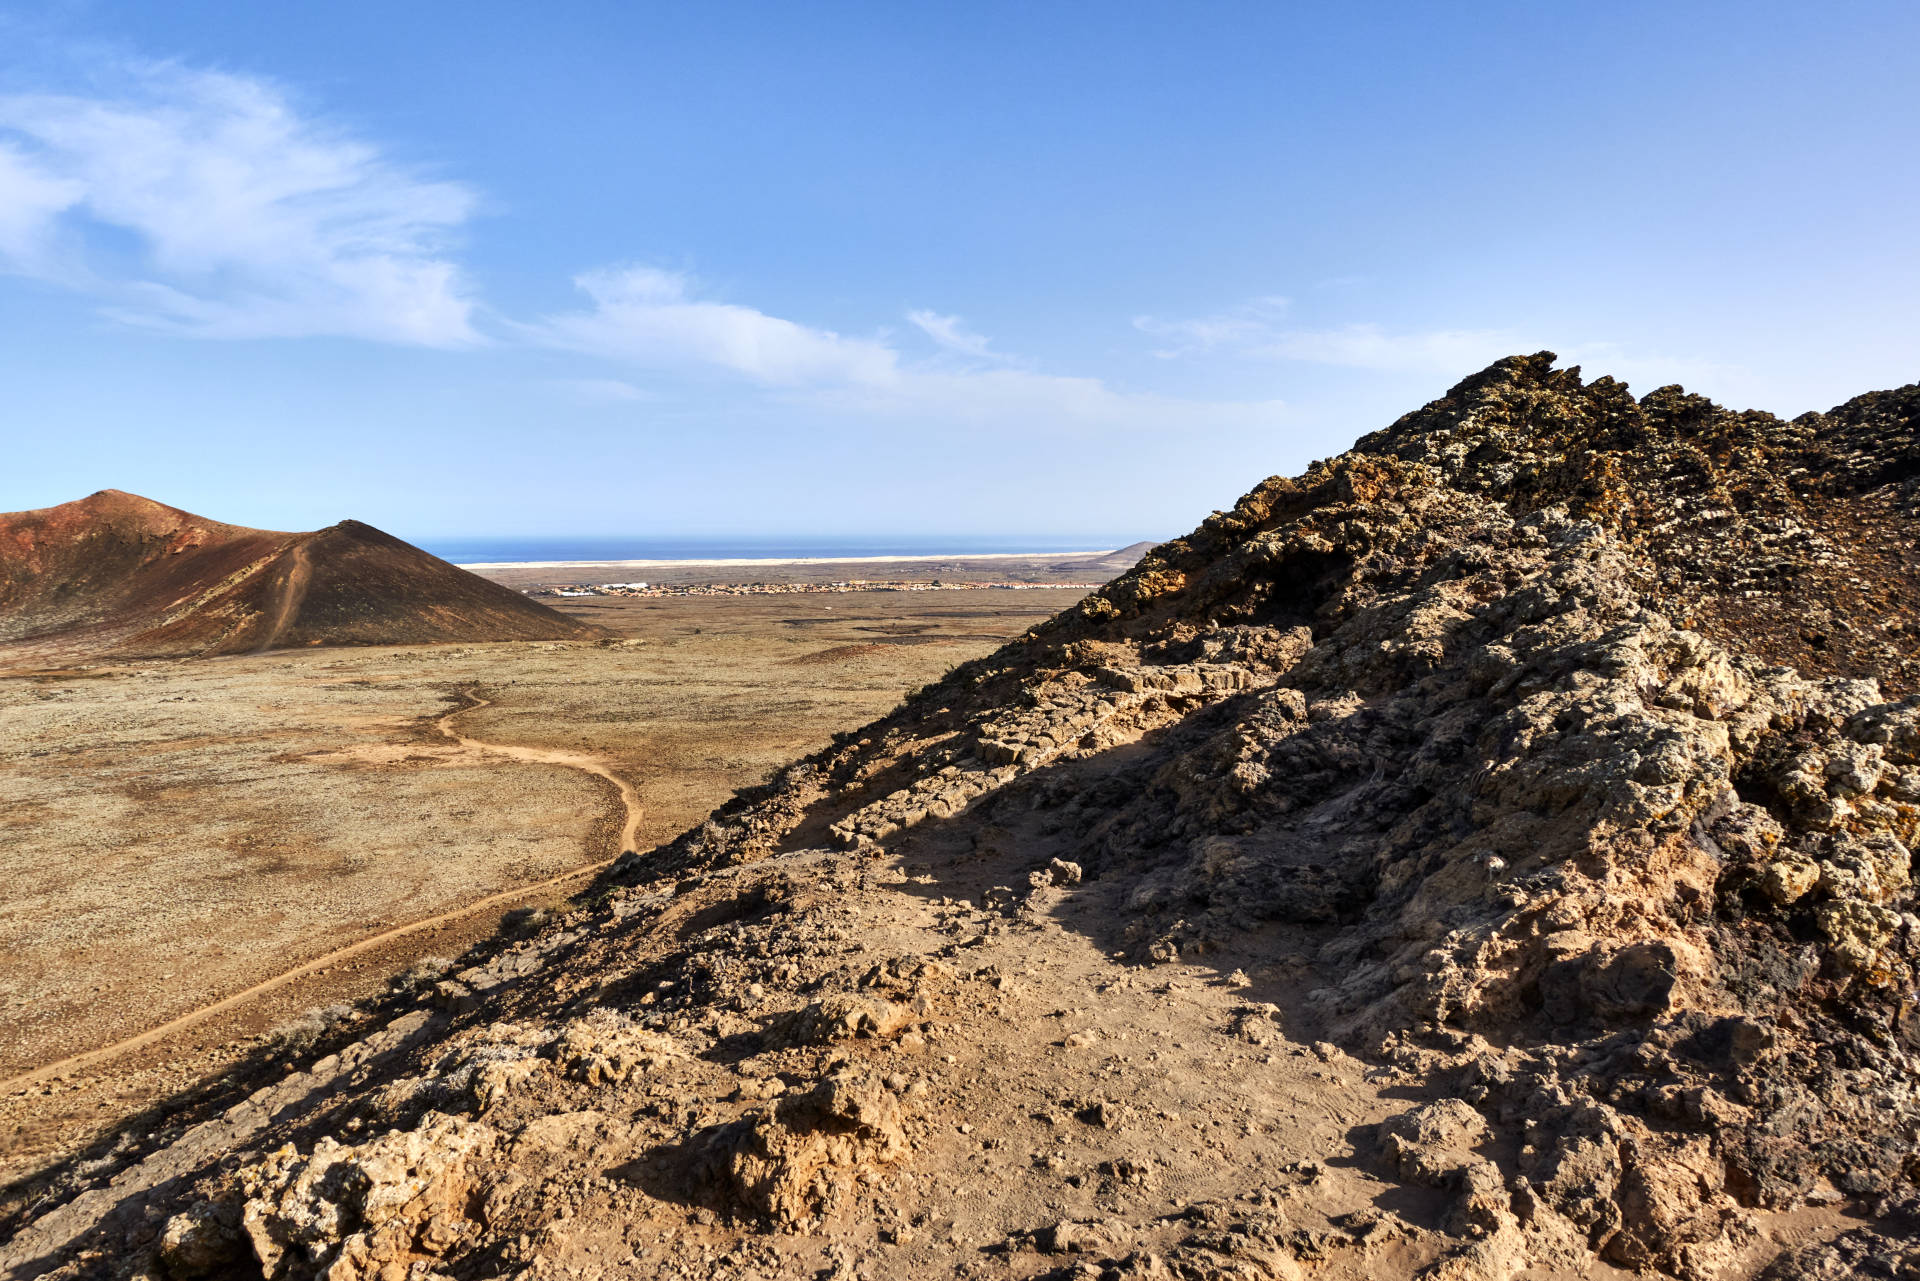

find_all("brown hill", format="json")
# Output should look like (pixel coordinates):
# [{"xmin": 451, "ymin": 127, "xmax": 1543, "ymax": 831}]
[{"xmin": 0, "ymin": 490, "xmax": 600, "ymax": 660}]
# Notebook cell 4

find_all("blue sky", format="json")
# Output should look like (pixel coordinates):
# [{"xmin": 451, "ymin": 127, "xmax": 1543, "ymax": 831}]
[{"xmin": 1, "ymin": 2, "xmax": 1916, "ymax": 545}]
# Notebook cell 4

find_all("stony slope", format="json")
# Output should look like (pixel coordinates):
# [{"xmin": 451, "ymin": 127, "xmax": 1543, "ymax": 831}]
[
  {"xmin": 0, "ymin": 492, "xmax": 599, "ymax": 660},
  {"xmin": 6, "ymin": 356, "xmax": 1918, "ymax": 1281}
]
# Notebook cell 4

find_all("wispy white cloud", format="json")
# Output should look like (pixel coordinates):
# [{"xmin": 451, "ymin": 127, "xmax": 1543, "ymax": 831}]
[
  {"xmin": 0, "ymin": 61, "xmax": 480, "ymax": 345},
  {"xmin": 0, "ymin": 140, "xmax": 82, "ymax": 269},
  {"xmin": 551, "ymin": 377, "xmax": 654, "ymax": 405},
  {"xmin": 906, "ymin": 309, "xmax": 997, "ymax": 360},
  {"xmin": 816, "ymin": 365, "xmax": 1283, "ymax": 432},
  {"xmin": 1549, "ymin": 341, "xmax": 1746, "ymax": 397},
  {"xmin": 529, "ymin": 265, "xmax": 899, "ymax": 386},
  {"xmin": 0, "ymin": 50, "xmax": 1285, "ymax": 433},
  {"xmin": 531, "ymin": 268, "xmax": 1285, "ymax": 432},
  {"xmin": 1132, "ymin": 295, "xmax": 1290, "ymax": 358},
  {"xmin": 1136, "ymin": 298, "xmax": 1744, "ymax": 391},
  {"xmin": 1262, "ymin": 326, "xmax": 1746, "ymax": 391},
  {"xmin": 1255, "ymin": 323, "xmax": 1521, "ymax": 373}
]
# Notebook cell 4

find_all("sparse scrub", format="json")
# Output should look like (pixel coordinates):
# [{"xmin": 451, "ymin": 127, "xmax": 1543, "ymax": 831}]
[
  {"xmin": 500, "ymin": 906, "xmax": 550, "ymax": 934},
  {"xmin": 392, "ymin": 955, "xmax": 455, "ymax": 992},
  {"xmin": 263, "ymin": 1003, "xmax": 355, "ymax": 1053}
]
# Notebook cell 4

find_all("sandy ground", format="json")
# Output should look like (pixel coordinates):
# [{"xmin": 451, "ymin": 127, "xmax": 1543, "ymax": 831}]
[{"xmin": 0, "ymin": 588, "xmax": 1087, "ymax": 1185}]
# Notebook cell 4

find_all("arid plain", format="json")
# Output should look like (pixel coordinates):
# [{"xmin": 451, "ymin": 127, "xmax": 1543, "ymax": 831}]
[{"xmin": 0, "ymin": 581, "xmax": 1092, "ymax": 1187}]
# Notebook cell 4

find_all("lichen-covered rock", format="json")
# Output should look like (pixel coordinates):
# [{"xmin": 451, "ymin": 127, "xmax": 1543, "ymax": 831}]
[
  {"xmin": 647, "ymin": 355, "xmax": 1920, "ymax": 1274},
  {"xmin": 155, "ymin": 1201, "xmax": 242, "ymax": 1277}
]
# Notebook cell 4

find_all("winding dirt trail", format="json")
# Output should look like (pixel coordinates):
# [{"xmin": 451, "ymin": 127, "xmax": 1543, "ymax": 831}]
[
  {"xmin": 435, "ymin": 688, "xmax": 646, "ymax": 855},
  {"xmin": 0, "ymin": 688, "xmax": 643, "ymax": 1096},
  {"xmin": 255, "ymin": 540, "xmax": 313, "ymax": 653}
]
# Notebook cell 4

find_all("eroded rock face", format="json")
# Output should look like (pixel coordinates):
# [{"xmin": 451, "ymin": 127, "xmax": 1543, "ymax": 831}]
[
  {"xmin": 712, "ymin": 1073, "xmax": 911, "ymax": 1229},
  {"xmin": 553, "ymin": 1011, "xmax": 682, "ymax": 1086},
  {"xmin": 239, "ymin": 1113, "xmax": 494, "ymax": 1279}
]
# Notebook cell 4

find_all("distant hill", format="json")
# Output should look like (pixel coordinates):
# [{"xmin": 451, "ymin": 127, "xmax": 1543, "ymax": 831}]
[
  {"xmin": 1061, "ymin": 539, "xmax": 1157, "ymax": 576},
  {"xmin": 0, "ymin": 490, "xmax": 601, "ymax": 659}
]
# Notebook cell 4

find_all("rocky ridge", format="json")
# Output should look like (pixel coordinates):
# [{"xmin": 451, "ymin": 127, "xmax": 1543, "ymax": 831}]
[{"xmin": 5, "ymin": 355, "xmax": 1918, "ymax": 1280}]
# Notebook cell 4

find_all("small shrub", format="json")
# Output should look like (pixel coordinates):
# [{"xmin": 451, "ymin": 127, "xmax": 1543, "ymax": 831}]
[
  {"xmin": 265, "ymin": 1003, "xmax": 354, "ymax": 1052},
  {"xmin": 393, "ymin": 956, "xmax": 455, "ymax": 992},
  {"xmin": 500, "ymin": 906, "xmax": 550, "ymax": 934}
]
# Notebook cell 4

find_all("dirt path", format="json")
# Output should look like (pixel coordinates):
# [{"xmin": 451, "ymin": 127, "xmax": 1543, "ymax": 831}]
[
  {"xmin": 255, "ymin": 540, "xmax": 313, "ymax": 653},
  {"xmin": 435, "ymin": 688, "xmax": 646, "ymax": 855},
  {"xmin": 0, "ymin": 689, "xmax": 642, "ymax": 1096}
]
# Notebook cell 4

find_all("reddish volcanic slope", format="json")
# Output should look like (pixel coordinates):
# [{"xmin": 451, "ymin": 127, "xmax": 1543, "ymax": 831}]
[{"xmin": 0, "ymin": 491, "xmax": 601, "ymax": 659}]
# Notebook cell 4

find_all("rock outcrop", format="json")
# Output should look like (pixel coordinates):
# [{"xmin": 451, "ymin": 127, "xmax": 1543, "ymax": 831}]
[{"xmin": 6, "ymin": 356, "xmax": 1917, "ymax": 1280}]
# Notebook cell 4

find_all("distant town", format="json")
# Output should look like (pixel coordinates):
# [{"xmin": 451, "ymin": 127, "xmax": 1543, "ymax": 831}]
[{"xmin": 530, "ymin": 578, "xmax": 1105, "ymax": 599}]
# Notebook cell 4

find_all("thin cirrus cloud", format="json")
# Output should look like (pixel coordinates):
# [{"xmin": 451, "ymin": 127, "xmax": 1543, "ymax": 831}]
[
  {"xmin": 0, "ymin": 61, "xmax": 480, "ymax": 346},
  {"xmin": 1135, "ymin": 304, "xmax": 1511, "ymax": 373},
  {"xmin": 1135, "ymin": 302, "xmax": 1744, "ymax": 393},
  {"xmin": 527, "ymin": 268, "xmax": 1288, "ymax": 431},
  {"xmin": 814, "ymin": 364, "xmax": 1286, "ymax": 433},
  {"xmin": 1268, "ymin": 325, "xmax": 1742, "ymax": 393},
  {"xmin": 551, "ymin": 377, "xmax": 655, "ymax": 405},
  {"xmin": 1132, "ymin": 295, "xmax": 1292, "ymax": 359},
  {"xmin": 527, "ymin": 266, "xmax": 901, "ymax": 387},
  {"xmin": 1255, "ymin": 323, "xmax": 1524, "ymax": 373},
  {"xmin": 906, "ymin": 309, "xmax": 1000, "ymax": 361}
]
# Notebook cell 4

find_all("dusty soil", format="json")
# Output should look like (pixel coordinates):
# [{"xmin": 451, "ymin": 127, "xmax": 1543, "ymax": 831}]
[{"xmin": 0, "ymin": 589, "xmax": 1086, "ymax": 1188}]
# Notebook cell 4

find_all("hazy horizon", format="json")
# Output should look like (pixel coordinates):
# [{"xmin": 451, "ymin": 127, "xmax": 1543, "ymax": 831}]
[
  {"xmin": 3, "ymin": 2, "xmax": 1916, "ymax": 541},
  {"xmin": 423, "ymin": 534, "xmax": 1148, "ymax": 564},
  {"xmin": 0, "ymin": 485, "xmax": 1157, "ymax": 554}
]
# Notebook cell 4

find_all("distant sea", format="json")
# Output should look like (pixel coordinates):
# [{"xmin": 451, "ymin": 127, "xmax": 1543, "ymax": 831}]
[{"xmin": 423, "ymin": 536, "xmax": 1135, "ymax": 565}]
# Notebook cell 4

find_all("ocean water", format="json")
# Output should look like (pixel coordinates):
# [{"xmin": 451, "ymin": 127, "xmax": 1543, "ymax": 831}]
[{"xmin": 424, "ymin": 535, "xmax": 1133, "ymax": 564}]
